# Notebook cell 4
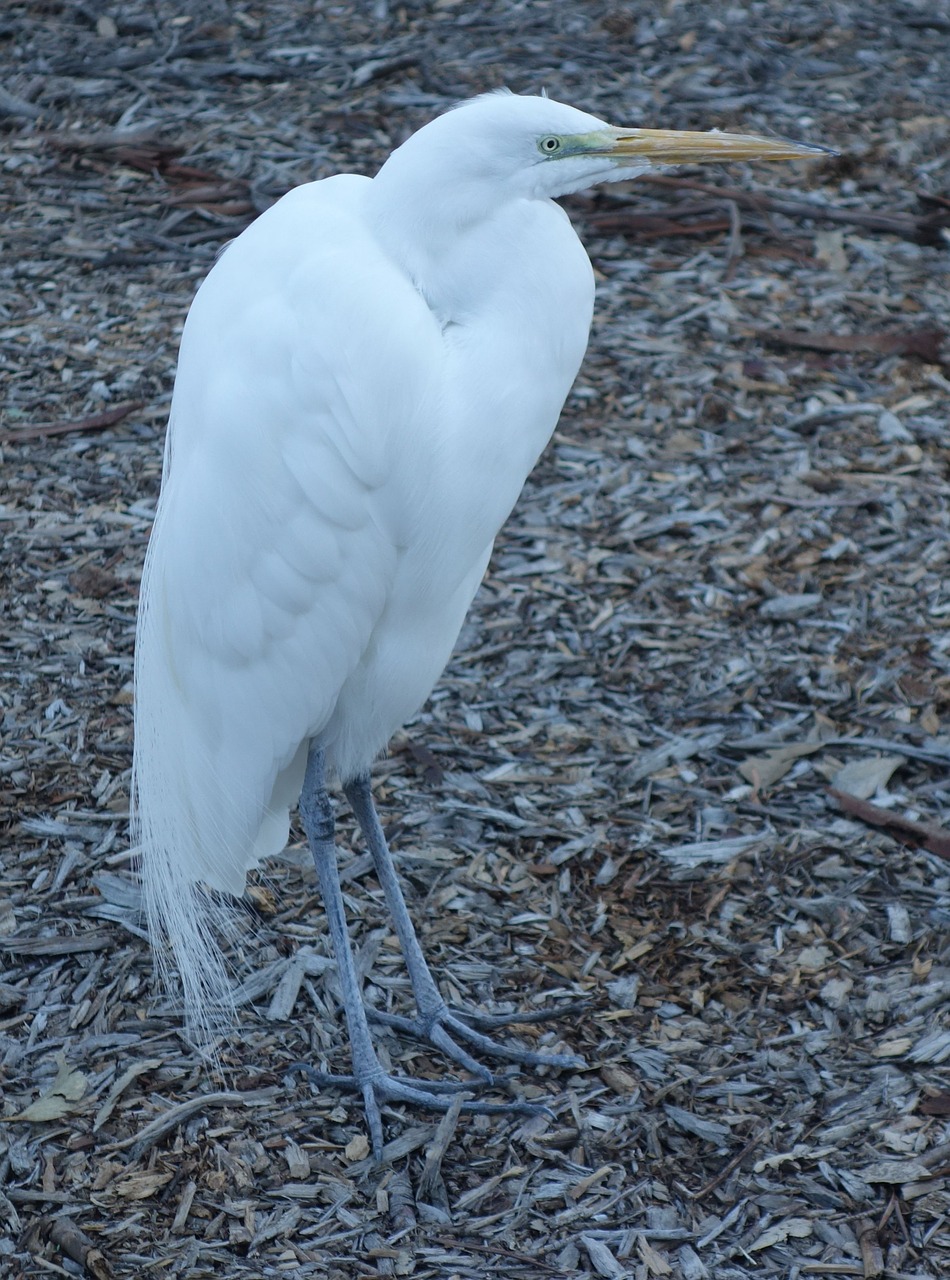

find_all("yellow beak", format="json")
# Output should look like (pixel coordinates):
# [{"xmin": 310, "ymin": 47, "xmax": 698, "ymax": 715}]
[{"xmin": 600, "ymin": 127, "xmax": 831, "ymax": 165}]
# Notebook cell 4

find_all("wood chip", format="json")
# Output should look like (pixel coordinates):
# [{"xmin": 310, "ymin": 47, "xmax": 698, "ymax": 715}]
[{"xmin": 3, "ymin": 4, "xmax": 949, "ymax": 1276}]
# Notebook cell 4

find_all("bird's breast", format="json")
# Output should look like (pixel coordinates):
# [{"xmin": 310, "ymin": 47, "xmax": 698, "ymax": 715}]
[{"xmin": 419, "ymin": 200, "xmax": 595, "ymax": 564}]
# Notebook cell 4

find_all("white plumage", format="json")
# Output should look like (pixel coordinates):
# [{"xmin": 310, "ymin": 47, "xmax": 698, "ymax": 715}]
[{"xmin": 131, "ymin": 91, "xmax": 821, "ymax": 1149}]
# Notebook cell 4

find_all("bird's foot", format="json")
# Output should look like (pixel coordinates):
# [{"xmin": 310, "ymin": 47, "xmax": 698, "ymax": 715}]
[
  {"xmin": 286, "ymin": 1061, "xmax": 549, "ymax": 1161},
  {"xmin": 367, "ymin": 999, "xmax": 586, "ymax": 1080},
  {"xmin": 438, "ymin": 995, "xmax": 592, "ymax": 1032}
]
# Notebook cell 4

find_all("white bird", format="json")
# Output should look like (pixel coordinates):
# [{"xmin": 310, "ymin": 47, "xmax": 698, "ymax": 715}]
[{"xmin": 132, "ymin": 91, "xmax": 822, "ymax": 1156}]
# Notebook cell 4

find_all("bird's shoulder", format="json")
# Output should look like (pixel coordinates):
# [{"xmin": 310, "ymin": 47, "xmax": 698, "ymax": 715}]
[
  {"xmin": 206, "ymin": 173, "xmax": 420, "ymax": 310},
  {"xmin": 153, "ymin": 174, "xmax": 438, "ymax": 674},
  {"xmin": 178, "ymin": 173, "xmax": 441, "ymax": 426}
]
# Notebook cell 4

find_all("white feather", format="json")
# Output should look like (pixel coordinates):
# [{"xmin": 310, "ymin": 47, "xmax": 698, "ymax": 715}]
[{"xmin": 132, "ymin": 94, "xmax": 608, "ymax": 1038}]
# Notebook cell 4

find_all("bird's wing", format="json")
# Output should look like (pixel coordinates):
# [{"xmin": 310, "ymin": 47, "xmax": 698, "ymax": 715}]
[{"xmin": 133, "ymin": 175, "xmax": 443, "ymax": 902}]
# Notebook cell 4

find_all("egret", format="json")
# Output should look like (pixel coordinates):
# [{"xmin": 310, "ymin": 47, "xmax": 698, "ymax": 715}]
[{"xmin": 132, "ymin": 91, "xmax": 823, "ymax": 1156}]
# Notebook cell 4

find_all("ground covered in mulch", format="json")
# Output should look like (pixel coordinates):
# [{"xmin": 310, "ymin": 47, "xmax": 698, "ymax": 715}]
[{"xmin": 2, "ymin": 1, "xmax": 950, "ymax": 1277}]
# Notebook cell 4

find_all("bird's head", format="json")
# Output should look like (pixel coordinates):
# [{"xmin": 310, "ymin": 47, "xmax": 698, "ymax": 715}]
[{"xmin": 376, "ymin": 90, "xmax": 827, "ymax": 209}]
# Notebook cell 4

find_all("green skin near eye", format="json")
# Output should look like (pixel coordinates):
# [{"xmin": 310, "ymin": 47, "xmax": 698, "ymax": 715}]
[{"xmin": 537, "ymin": 131, "xmax": 611, "ymax": 158}]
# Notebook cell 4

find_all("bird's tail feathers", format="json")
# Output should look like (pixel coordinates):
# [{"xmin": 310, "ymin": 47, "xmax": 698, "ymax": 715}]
[
  {"xmin": 131, "ymin": 529, "xmax": 242, "ymax": 1052},
  {"xmin": 131, "ymin": 742, "xmax": 240, "ymax": 1055}
]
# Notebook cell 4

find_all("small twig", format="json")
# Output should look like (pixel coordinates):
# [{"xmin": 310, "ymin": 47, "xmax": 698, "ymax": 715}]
[
  {"xmin": 46, "ymin": 126, "xmax": 167, "ymax": 153},
  {"xmin": 781, "ymin": 402, "xmax": 899, "ymax": 431},
  {"xmin": 629, "ymin": 175, "xmax": 950, "ymax": 247},
  {"xmin": 432, "ymin": 1236, "xmax": 566, "ymax": 1274},
  {"xmin": 826, "ymin": 735, "xmax": 950, "ymax": 767},
  {"xmin": 828, "ymin": 788, "xmax": 950, "ymax": 862},
  {"xmin": 722, "ymin": 197, "xmax": 745, "ymax": 282},
  {"xmin": 692, "ymin": 1128, "xmax": 769, "ymax": 1201},
  {"xmin": 725, "ymin": 197, "xmax": 744, "ymax": 260},
  {"xmin": 0, "ymin": 401, "xmax": 142, "ymax": 443},
  {"xmin": 46, "ymin": 1217, "xmax": 113, "ymax": 1280},
  {"xmin": 350, "ymin": 54, "xmax": 419, "ymax": 89},
  {"xmin": 799, "ymin": 1266, "xmax": 863, "ymax": 1276},
  {"xmin": 759, "ymin": 326, "xmax": 945, "ymax": 364},
  {"xmin": 107, "ymin": 1088, "xmax": 277, "ymax": 1161}
]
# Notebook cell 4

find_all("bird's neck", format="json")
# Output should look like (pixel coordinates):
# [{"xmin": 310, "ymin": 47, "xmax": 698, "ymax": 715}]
[{"xmin": 367, "ymin": 155, "xmax": 510, "ymax": 314}]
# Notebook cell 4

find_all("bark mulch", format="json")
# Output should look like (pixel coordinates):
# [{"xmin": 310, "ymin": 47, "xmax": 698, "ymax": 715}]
[{"xmin": 1, "ymin": 2, "xmax": 949, "ymax": 1277}]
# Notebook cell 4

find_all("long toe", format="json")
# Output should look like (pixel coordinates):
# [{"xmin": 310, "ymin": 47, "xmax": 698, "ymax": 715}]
[
  {"xmin": 442, "ymin": 1011, "xmax": 586, "ymax": 1070},
  {"xmin": 449, "ymin": 996, "xmax": 593, "ymax": 1031},
  {"xmin": 367, "ymin": 1005, "xmax": 585, "ymax": 1072},
  {"xmin": 288, "ymin": 1062, "xmax": 551, "ymax": 1162},
  {"xmin": 365, "ymin": 1011, "xmax": 496, "ymax": 1082},
  {"xmin": 286, "ymin": 1062, "xmax": 486, "ymax": 1095}
]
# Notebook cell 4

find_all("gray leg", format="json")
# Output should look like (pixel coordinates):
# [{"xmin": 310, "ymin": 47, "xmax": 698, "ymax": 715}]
[
  {"xmin": 343, "ymin": 772, "xmax": 585, "ymax": 1074},
  {"xmin": 297, "ymin": 745, "xmax": 546, "ymax": 1159}
]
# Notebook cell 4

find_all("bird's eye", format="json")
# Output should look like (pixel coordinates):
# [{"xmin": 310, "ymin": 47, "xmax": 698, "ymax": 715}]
[{"xmin": 538, "ymin": 136, "xmax": 562, "ymax": 154}]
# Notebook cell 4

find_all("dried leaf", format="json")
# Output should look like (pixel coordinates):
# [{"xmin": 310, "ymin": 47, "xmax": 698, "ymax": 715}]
[
  {"xmin": 5, "ymin": 1053, "xmax": 88, "ymax": 1123},
  {"xmin": 345, "ymin": 1134, "xmax": 370, "ymax": 1162},
  {"xmin": 739, "ymin": 742, "xmax": 822, "ymax": 788},
  {"xmin": 69, "ymin": 565, "xmax": 119, "ymax": 599},
  {"xmin": 569, "ymin": 1164, "xmax": 614, "ymax": 1200},
  {"xmin": 403, "ymin": 738, "xmax": 445, "ymax": 785},
  {"xmin": 754, "ymin": 1145, "xmax": 830, "ymax": 1173},
  {"xmin": 749, "ymin": 1217, "xmax": 813, "ymax": 1250},
  {"xmin": 0, "ymin": 401, "xmax": 142, "ymax": 443},
  {"xmin": 601, "ymin": 1064, "xmax": 640, "ymax": 1095},
  {"xmin": 831, "ymin": 754, "xmax": 905, "ymax": 799}
]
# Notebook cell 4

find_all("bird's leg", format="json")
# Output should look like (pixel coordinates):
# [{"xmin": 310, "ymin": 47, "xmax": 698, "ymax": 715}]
[
  {"xmin": 297, "ymin": 745, "xmax": 546, "ymax": 1159},
  {"xmin": 343, "ymin": 772, "xmax": 584, "ymax": 1074}
]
